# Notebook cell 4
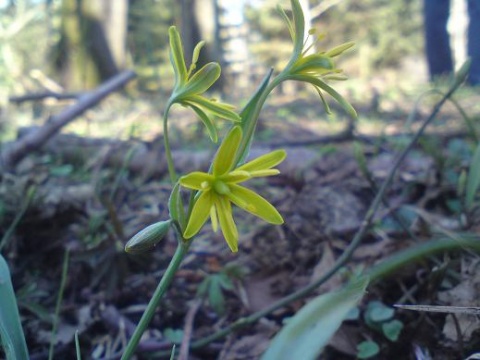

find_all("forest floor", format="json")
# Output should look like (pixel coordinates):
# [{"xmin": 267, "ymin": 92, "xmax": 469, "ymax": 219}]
[{"xmin": 1, "ymin": 78, "xmax": 480, "ymax": 360}]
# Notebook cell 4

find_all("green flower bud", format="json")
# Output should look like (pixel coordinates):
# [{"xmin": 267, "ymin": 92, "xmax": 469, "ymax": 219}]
[{"xmin": 125, "ymin": 220, "xmax": 172, "ymax": 254}]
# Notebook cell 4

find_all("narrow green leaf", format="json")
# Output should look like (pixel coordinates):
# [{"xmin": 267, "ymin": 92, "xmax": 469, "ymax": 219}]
[
  {"xmin": 465, "ymin": 142, "xmax": 480, "ymax": 210},
  {"xmin": 169, "ymin": 344, "xmax": 176, "ymax": 360},
  {"xmin": 237, "ymin": 69, "xmax": 274, "ymax": 164},
  {"xmin": 168, "ymin": 182, "xmax": 186, "ymax": 229},
  {"xmin": 209, "ymin": 277, "xmax": 226, "ymax": 314},
  {"xmin": 75, "ymin": 331, "xmax": 82, "ymax": 360},
  {"xmin": 0, "ymin": 254, "xmax": 29, "ymax": 360},
  {"xmin": 261, "ymin": 276, "xmax": 368, "ymax": 360}
]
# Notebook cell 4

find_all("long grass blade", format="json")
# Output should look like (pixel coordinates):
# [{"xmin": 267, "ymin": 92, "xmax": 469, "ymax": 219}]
[
  {"xmin": 48, "ymin": 249, "xmax": 70, "ymax": 360},
  {"xmin": 0, "ymin": 254, "xmax": 29, "ymax": 360}
]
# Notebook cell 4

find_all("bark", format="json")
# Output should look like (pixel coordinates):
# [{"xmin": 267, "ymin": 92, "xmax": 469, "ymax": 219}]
[{"xmin": 54, "ymin": 0, "xmax": 127, "ymax": 90}]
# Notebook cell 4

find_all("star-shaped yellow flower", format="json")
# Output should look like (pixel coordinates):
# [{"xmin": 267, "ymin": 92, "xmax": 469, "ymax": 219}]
[{"xmin": 180, "ymin": 127, "xmax": 286, "ymax": 252}]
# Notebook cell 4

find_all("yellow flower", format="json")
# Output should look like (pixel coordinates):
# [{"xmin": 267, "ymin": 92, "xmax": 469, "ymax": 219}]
[
  {"xmin": 180, "ymin": 127, "xmax": 286, "ymax": 252},
  {"xmin": 168, "ymin": 26, "xmax": 241, "ymax": 142},
  {"xmin": 278, "ymin": 0, "xmax": 357, "ymax": 118}
]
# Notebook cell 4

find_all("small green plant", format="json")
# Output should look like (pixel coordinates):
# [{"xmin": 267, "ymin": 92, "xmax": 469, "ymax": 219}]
[
  {"xmin": 356, "ymin": 301, "xmax": 404, "ymax": 359},
  {"xmin": 197, "ymin": 263, "xmax": 245, "ymax": 315}
]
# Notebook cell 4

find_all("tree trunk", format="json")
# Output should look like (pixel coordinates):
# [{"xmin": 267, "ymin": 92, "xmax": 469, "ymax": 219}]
[{"xmin": 54, "ymin": 0, "xmax": 126, "ymax": 90}]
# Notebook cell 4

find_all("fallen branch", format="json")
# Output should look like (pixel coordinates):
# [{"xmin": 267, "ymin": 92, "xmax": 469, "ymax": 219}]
[
  {"xmin": 0, "ymin": 70, "xmax": 137, "ymax": 171},
  {"xmin": 9, "ymin": 91, "xmax": 82, "ymax": 103}
]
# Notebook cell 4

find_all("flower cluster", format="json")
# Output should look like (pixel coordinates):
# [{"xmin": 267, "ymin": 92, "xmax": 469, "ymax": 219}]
[{"xmin": 279, "ymin": 0, "xmax": 357, "ymax": 118}]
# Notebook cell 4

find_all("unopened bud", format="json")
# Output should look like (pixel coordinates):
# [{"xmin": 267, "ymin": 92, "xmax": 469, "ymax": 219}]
[{"xmin": 125, "ymin": 220, "xmax": 171, "ymax": 254}]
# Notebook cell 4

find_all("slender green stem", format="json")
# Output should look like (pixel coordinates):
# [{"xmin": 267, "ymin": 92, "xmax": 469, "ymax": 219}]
[
  {"xmin": 121, "ymin": 240, "xmax": 191, "ymax": 360},
  {"xmin": 0, "ymin": 186, "xmax": 36, "ymax": 252},
  {"xmin": 163, "ymin": 103, "xmax": 177, "ymax": 184},
  {"xmin": 48, "ymin": 249, "xmax": 70, "ymax": 360}
]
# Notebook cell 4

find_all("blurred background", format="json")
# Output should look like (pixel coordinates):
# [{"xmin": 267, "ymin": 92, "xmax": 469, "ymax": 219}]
[{"xmin": 0, "ymin": 0, "xmax": 474, "ymax": 143}]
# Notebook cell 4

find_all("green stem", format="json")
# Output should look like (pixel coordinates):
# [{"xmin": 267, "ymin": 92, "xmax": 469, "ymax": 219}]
[
  {"xmin": 163, "ymin": 104, "xmax": 177, "ymax": 184},
  {"xmin": 48, "ymin": 249, "xmax": 70, "ymax": 360},
  {"xmin": 121, "ymin": 240, "xmax": 191, "ymax": 360},
  {"xmin": 0, "ymin": 186, "xmax": 36, "ymax": 252}
]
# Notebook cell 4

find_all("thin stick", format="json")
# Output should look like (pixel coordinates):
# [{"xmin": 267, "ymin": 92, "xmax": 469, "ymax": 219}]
[
  {"xmin": 178, "ymin": 299, "xmax": 202, "ymax": 360},
  {"xmin": 394, "ymin": 304, "xmax": 480, "ymax": 315}
]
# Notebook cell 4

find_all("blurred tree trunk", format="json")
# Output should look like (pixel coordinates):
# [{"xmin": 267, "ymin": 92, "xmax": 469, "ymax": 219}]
[
  {"xmin": 179, "ymin": 0, "xmax": 220, "ymax": 66},
  {"xmin": 54, "ymin": 0, "xmax": 128, "ymax": 90}
]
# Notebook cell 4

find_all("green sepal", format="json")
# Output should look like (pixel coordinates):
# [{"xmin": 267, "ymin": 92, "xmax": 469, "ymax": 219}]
[
  {"xmin": 168, "ymin": 26, "xmax": 187, "ymax": 87},
  {"xmin": 182, "ymin": 62, "xmax": 221, "ymax": 97},
  {"xmin": 169, "ymin": 182, "xmax": 186, "ymax": 230},
  {"xmin": 125, "ymin": 220, "xmax": 172, "ymax": 254},
  {"xmin": 291, "ymin": 54, "xmax": 334, "ymax": 75}
]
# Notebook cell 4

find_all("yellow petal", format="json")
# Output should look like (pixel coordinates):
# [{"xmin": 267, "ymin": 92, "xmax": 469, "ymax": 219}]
[
  {"xmin": 221, "ymin": 170, "xmax": 251, "ymax": 183},
  {"xmin": 210, "ymin": 205, "xmax": 219, "ymax": 232},
  {"xmin": 237, "ymin": 149, "xmax": 286, "ymax": 173},
  {"xmin": 325, "ymin": 41, "xmax": 355, "ymax": 58},
  {"xmin": 180, "ymin": 172, "xmax": 213, "ymax": 190},
  {"xmin": 228, "ymin": 184, "xmax": 284, "ymax": 224},
  {"xmin": 215, "ymin": 196, "xmax": 239, "ymax": 252},
  {"xmin": 183, "ymin": 191, "xmax": 214, "ymax": 239},
  {"xmin": 213, "ymin": 126, "xmax": 242, "ymax": 176},
  {"xmin": 188, "ymin": 40, "xmax": 206, "ymax": 76}
]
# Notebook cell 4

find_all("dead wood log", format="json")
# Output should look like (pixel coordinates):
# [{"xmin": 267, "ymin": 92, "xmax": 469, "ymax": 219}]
[{"xmin": 0, "ymin": 70, "xmax": 136, "ymax": 171}]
